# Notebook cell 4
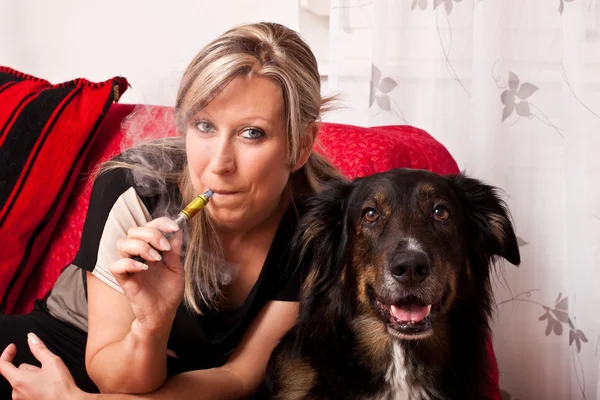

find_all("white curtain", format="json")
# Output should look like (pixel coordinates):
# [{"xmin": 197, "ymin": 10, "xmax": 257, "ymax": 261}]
[{"xmin": 324, "ymin": 0, "xmax": 600, "ymax": 398}]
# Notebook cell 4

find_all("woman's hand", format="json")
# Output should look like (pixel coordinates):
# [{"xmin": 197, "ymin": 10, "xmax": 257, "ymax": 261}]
[
  {"xmin": 0, "ymin": 333, "xmax": 82, "ymax": 400},
  {"xmin": 110, "ymin": 217, "xmax": 185, "ymax": 333}
]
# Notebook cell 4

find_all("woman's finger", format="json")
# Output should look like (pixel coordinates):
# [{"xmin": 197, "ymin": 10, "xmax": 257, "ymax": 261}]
[
  {"xmin": 115, "ymin": 237, "xmax": 163, "ymax": 263},
  {"xmin": 18, "ymin": 363, "xmax": 39, "ymax": 371},
  {"xmin": 0, "ymin": 343, "xmax": 16, "ymax": 363},
  {"xmin": 125, "ymin": 217, "xmax": 179, "ymax": 251},
  {"xmin": 144, "ymin": 216, "xmax": 180, "ymax": 233},
  {"xmin": 109, "ymin": 257, "xmax": 149, "ymax": 278},
  {"xmin": 126, "ymin": 226, "xmax": 174, "ymax": 253},
  {"xmin": 161, "ymin": 229, "xmax": 183, "ymax": 268},
  {"xmin": 26, "ymin": 333, "xmax": 60, "ymax": 368},
  {"xmin": 0, "ymin": 344, "xmax": 19, "ymax": 382}
]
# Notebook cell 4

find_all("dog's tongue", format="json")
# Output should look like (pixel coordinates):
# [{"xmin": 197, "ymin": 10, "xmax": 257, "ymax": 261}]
[{"xmin": 390, "ymin": 304, "xmax": 431, "ymax": 323}]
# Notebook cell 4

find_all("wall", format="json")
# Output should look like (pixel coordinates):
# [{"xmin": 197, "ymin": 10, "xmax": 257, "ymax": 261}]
[{"xmin": 0, "ymin": 0, "xmax": 300, "ymax": 106}]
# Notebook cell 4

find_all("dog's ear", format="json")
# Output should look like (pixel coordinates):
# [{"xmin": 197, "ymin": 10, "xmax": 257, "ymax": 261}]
[
  {"xmin": 449, "ymin": 173, "xmax": 521, "ymax": 266},
  {"xmin": 294, "ymin": 178, "xmax": 353, "ymax": 294},
  {"xmin": 290, "ymin": 178, "xmax": 353, "ymax": 322}
]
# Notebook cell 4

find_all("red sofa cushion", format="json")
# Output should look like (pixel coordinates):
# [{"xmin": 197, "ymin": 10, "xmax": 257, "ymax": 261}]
[
  {"xmin": 0, "ymin": 67, "xmax": 128, "ymax": 314},
  {"xmin": 316, "ymin": 122, "xmax": 459, "ymax": 178}
]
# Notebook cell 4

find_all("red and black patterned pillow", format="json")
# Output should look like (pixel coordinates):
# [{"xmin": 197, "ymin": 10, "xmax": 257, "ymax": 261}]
[{"xmin": 0, "ymin": 67, "xmax": 128, "ymax": 314}]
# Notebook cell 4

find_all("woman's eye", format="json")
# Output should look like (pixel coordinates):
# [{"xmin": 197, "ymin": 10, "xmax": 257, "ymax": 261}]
[
  {"xmin": 240, "ymin": 128, "xmax": 264, "ymax": 140},
  {"xmin": 196, "ymin": 121, "xmax": 214, "ymax": 132}
]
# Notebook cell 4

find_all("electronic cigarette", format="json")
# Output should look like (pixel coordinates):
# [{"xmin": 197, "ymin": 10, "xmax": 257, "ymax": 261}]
[{"xmin": 131, "ymin": 189, "xmax": 214, "ymax": 264}]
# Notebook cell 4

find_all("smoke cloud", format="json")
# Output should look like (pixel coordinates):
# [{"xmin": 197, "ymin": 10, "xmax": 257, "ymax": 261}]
[{"xmin": 116, "ymin": 105, "xmax": 238, "ymax": 286}]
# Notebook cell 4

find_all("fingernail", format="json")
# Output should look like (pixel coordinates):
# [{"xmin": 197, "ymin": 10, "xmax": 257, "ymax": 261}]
[
  {"xmin": 135, "ymin": 261, "xmax": 149, "ymax": 270},
  {"xmin": 149, "ymin": 249, "xmax": 162, "ymax": 261},
  {"xmin": 27, "ymin": 332, "xmax": 40, "ymax": 345},
  {"xmin": 160, "ymin": 237, "xmax": 171, "ymax": 251},
  {"xmin": 167, "ymin": 220, "xmax": 179, "ymax": 231}
]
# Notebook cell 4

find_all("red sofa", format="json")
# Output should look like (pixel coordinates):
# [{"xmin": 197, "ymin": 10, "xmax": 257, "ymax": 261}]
[{"xmin": 3, "ymin": 101, "xmax": 500, "ymax": 398}]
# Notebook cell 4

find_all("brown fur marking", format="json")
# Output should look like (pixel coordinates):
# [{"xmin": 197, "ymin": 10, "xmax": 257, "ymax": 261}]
[
  {"xmin": 488, "ymin": 213, "xmax": 508, "ymax": 246},
  {"xmin": 351, "ymin": 314, "xmax": 392, "ymax": 375},
  {"xmin": 275, "ymin": 357, "xmax": 316, "ymax": 400}
]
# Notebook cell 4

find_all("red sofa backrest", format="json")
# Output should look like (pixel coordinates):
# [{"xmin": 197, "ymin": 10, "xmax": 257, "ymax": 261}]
[{"xmin": 12, "ymin": 103, "xmax": 459, "ymax": 314}]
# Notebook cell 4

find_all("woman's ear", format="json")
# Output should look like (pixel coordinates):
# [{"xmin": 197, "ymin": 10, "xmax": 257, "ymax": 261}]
[{"xmin": 294, "ymin": 122, "xmax": 319, "ymax": 171}]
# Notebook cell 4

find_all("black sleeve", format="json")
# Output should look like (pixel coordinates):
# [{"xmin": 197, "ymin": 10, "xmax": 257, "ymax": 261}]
[{"xmin": 72, "ymin": 168, "xmax": 136, "ymax": 272}]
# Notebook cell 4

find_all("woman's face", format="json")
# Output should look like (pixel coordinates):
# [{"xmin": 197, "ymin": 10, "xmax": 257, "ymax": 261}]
[{"xmin": 185, "ymin": 75, "xmax": 296, "ymax": 231}]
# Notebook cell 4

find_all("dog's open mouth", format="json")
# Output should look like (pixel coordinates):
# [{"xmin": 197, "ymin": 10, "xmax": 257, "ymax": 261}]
[{"xmin": 374, "ymin": 299, "xmax": 433, "ymax": 337}]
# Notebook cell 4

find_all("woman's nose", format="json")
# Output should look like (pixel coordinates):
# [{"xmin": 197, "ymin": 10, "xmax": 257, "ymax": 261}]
[{"xmin": 209, "ymin": 138, "xmax": 236, "ymax": 175}]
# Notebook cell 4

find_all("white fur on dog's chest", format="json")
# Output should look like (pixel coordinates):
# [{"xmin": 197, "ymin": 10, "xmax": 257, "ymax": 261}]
[{"xmin": 375, "ymin": 342, "xmax": 432, "ymax": 400}]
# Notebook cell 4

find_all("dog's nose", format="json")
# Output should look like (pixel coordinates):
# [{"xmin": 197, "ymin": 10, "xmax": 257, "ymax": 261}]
[{"xmin": 390, "ymin": 251, "xmax": 431, "ymax": 285}]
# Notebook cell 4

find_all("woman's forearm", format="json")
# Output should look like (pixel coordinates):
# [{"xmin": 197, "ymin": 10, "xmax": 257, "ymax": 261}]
[
  {"xmin": 150, "ymin": 367, "xmax": 247, "ymax": 400},
  {"xmin": 87, "ymin": 319, "xmax": 173, "ymax": 394},
  {"xmin": 80, "ymin": 367, "xmax": 248, "ymax": 400}
]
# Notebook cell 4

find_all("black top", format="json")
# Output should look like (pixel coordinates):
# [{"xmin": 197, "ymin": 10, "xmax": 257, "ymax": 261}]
[{"xmin": 72, "ymin": 167, "xmax": 304, "ymax": 375}]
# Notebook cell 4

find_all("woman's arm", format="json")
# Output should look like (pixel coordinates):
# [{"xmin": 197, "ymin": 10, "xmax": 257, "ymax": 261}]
[
  {"xmin": 218, "ymin": 299, "xmax": 299, "ymax": 395},
  {"xmin": 0, "ymin": 300, "xmax": 298, "ymax": 400},
  {"xmin": 65, "ymin": 168, "xmax": 181, "ymax": 394},
  {"xmin": 85, "ymin": 272, "xmax": 173, "ymax": 394},
  {"xmin": 122, "ymin": 299, "xmax": 299, "ymax": 399}
]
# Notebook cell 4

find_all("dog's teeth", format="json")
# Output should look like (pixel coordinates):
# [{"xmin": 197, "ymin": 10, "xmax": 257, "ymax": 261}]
[{"xmin": 426, "ymin": 305, "xmax": 432, "ymax": 317}]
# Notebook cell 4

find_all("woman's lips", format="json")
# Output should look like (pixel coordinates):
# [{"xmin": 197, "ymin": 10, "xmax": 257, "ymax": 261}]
[{"xmin": 211, "ymin": 191, "xmax": 240, "ymax": 200}]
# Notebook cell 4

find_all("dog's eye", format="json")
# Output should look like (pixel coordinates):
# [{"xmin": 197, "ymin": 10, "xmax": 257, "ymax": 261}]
[
  {"xmin": 362, "ymin": 207, "xmax": 379, "ymax": 224},
  {"xmin": 433, "ymin": 205, "xmax": 450, "ymax": 222}
]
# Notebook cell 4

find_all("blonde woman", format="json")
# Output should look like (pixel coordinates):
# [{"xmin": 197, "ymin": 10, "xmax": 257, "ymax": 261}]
[{"xmin": 0, "ymin": 22, "xmax": 342, "ymax": 399}]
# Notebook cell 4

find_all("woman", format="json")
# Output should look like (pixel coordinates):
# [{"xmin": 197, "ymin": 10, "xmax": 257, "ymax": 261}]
[{"xmin": 0, "ymin": 21, "xmax": 342, "ymax": 399}]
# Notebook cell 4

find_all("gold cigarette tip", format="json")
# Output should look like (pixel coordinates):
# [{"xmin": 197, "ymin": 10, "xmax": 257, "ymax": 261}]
[{"xmin": 181, "ymin": 189, "xmax": 214, "ymax": 220}]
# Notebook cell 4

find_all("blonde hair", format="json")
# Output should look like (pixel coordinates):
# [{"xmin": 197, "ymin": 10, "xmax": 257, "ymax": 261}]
[{"xmin": 98, "ymin": 22, "xmax": 344, "ymax": 313}]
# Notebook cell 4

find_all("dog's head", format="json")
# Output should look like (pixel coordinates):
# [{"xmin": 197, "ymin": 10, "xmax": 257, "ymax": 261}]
[{"xmin": 293, "ymin": 168, "xmax": 520, "ymax": 342}]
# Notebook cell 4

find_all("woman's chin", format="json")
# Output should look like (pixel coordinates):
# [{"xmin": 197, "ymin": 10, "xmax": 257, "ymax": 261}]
[
  {"xmin": 203, "ymin": 195, "xmax": 284, "ymax": 232},
  {"xmin": 205, "ymin": 207, "xmax": 244, "ymax": 228}
]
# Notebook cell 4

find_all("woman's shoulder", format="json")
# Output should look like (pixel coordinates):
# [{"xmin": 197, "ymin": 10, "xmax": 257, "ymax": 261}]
[
  {"xmin": 91, "ymin": 154, "xmax": 182, "ymax": 205},
  {"xmin": 89, "ymin": 165, "xmax": 138, "ymax": 204}
]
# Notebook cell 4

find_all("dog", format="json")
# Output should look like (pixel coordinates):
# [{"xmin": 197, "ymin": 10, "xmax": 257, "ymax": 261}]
[{"xmin": 264, "ymin": 168, "xmax": 520, "ymax": 400}]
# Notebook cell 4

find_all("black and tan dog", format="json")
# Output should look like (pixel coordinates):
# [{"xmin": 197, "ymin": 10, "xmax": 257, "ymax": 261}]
[{"xmin": 265, "ymin": 168, "xmax": 520, "ymax": 400}]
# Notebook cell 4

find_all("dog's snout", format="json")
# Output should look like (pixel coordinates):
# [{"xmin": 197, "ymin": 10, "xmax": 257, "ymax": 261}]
[{"xmin": 390, "ymin": 251, "xmax": 431, "ymax": 285}]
